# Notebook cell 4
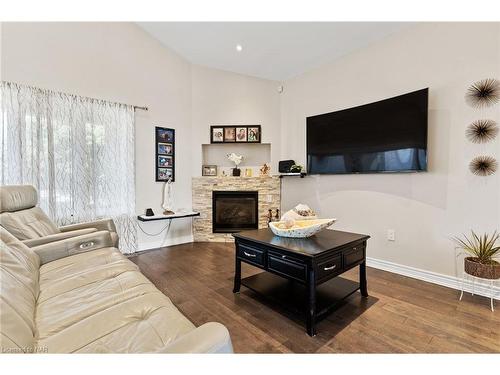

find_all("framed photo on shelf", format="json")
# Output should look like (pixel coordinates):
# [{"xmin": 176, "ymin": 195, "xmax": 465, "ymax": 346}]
[
  {"xmin": 235, "ymin": 127, "xmax": 247, "ymax": 142},
  {"xmin": 210, "ymin": 125, "xmax": 261, "ymax": 144},
  {"xmin": 224, "ymin": 127, "xmax": 236, "ymax": 142},
  {"xmin": 155, "ymin": 127, "xmax": 175, "ymax": 182},
  {"xmin": 202, "ymin": 165, "xmax": 218, "ymax": 176},
  {"xmin": 211, "ymin": 127, "xmax": 224, "ymax": 143},
  {"xmin": 247, "ymin": 126, "xmax": 260, "ymax": 143}
]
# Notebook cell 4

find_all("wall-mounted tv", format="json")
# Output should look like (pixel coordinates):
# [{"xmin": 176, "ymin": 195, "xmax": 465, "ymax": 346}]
[{"xmin": 306, "ymin": 88, "xmax": 428, "ymax": 174}]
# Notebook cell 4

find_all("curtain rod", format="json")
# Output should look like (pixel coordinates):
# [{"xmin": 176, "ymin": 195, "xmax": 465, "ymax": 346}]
[{"xmin": 2, "ymin": 81, "xmax": 149, "ymax": 112}]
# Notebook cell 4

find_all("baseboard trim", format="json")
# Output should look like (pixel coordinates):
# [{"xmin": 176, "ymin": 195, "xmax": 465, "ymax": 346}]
[
  {"xmin": 366, "ymin": 257, "xmax": 499, "ymax": 301},
  {"xmin": 137, "ymin": 234, "xmax": 194, "ymax": 253}
]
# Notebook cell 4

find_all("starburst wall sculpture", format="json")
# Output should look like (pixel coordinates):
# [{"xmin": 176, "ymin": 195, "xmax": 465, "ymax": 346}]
[
  {"xmin": 466, "ymin": 119, "xmax": 499, "ymax": 144},
  {"xmin": 469, "ymin": 155, "xmax": 498, "ymax": 176},
  {"xmin": 465, "ymin": 78, "xmax": 500, "ymax": 108}
]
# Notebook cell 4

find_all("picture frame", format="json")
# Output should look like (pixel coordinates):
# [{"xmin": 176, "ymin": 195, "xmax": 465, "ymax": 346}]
[
  {"xmin": 235, "ymin": 127, "xmax": 247, "ymax": 142},
  {"xmin": 247, "ymin": 126, "xmax": 261, "ymax": 143},
  {"xmin": 211, "ymin": 127, "xmax": 224, "ymax": 143},
  {"xmin": 155, "ymin": 127, "xmax": 175, "ymax": 182},
  {"xmin": 224, "ymin": 127, "xmax": 236, "ymax": 142},
  {"xmin": 157, "ymin": 128, "xmax": 174, "ymax": 142},
  {"xmin": 157, "ymin": 167, "xmax": 173, "ymax": 181},
  {"xmin": 202, "ymin": 165, "xmax": 218, "ymax": 176},
  {"xmin": 210, "ymin": 125, "xmax": 261, "ymax": 144},
  {"xmin": 158, "ymin": 155, "xmax": 173, "ymax": 167},
  {"xmin": 158, "ymin": 142, "xmax": 173, "ymax": 155}
]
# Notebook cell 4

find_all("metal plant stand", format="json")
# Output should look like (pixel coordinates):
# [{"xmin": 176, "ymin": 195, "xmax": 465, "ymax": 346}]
[{"xmin": 455, "ymin": 248, "xmax": 499, "ymax": 312}]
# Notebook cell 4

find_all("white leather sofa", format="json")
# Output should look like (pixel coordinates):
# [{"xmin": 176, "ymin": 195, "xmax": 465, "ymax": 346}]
[
  {"xmin": 0, "ymin": 185, "xmax": 119, "ymax": 248},
  {"xmin": 0, "ymin": 227, "xmax": 233, "ymax": 353}
]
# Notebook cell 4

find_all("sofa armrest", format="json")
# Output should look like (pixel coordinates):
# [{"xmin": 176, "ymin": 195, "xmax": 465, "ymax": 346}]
[
  {"xmin": 59, "ymin": 218, "xmax": 117, "ymax": 233},
  {"xmin": 32, "ymin": 230, "xmax": 114, "ymax": 265},
  {"xmin": 22, "ymin": 228, "xmax": 98, "ymax": 247},
  {"xmin": 158, "ymin": 322, "xmax": 233, "ymax": 354}
]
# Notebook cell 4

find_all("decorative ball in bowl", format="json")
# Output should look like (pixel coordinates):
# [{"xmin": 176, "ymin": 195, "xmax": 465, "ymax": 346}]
[{"xmin": 269, "ymin": 218, "xmax": 336, "ymax": 238}]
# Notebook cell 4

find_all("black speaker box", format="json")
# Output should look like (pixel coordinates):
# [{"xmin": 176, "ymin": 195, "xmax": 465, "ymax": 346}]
[{"xmin": 279, "ymin": 160, "xmax": 295, "ymax": 173}]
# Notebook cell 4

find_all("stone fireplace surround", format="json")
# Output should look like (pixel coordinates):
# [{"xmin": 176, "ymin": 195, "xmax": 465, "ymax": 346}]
[{"xmin": 192, "ymin": 176, "xmax": 280, "ymax": 242}]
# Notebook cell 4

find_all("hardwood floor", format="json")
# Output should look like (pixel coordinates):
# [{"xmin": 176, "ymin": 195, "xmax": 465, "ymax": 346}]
[{"xmin": 129, "ymin": 242, "xmax": 500, "ymax": 353}]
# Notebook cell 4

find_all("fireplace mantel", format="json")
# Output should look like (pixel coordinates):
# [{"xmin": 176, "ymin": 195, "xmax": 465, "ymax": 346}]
[{"xmin": 192, "ymin": 176, "xmax": 280, "ymax": 242}]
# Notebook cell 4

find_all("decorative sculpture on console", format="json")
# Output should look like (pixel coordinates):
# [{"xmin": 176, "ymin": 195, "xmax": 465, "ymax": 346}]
[
  {"xmin": 161, "ymin": 177, "xmax": 175, "ymax": 215},
  {"xmin": 260, "ymin": 163, "xmax": 270, "ymax": 177}
]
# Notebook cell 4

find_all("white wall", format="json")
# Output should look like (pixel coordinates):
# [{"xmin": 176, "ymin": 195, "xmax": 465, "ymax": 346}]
[
  {"xmin": 1, "ymin": 22, "xmax": 282, "ymax": 251},
  {"xmin": 1, "ymin": 22, "xmax": 194, "ymax": 250},
  {"xmin": 280, "ymin": 23, "xmax": 500, "ymax": 277},
  {"xmin": 191, "ymin": 64, "xmax": 281, "ymax": 175},
  {"xmin": 2, "ymin": 22, "xmax": 499, "ymax": 277}
]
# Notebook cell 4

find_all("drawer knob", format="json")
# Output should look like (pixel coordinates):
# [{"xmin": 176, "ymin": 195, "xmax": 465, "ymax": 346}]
[
  {"xmin": 324, "ymin": 265, "xmax": 337, "ymax": 271},
  {"xmin": 243, "ymin": 251, "xmax": 256, "ymax": 258},
  {"xmin": 353, "ymin": 247, "xmax": 357, "ymax": 250},
  {"xmin": 282, "ymin": 255, "xmax": 286, "ymax": 259}
]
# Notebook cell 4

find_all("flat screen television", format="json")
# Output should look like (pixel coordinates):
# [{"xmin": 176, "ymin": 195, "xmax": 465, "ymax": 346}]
[{"xmin": 306, "ymin": 88, "xmax": 428, "ymax": 174}]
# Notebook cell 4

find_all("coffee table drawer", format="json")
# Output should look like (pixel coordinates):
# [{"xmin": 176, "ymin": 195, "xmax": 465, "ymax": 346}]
[
  {"xmin": 238, "ymin": 244, "xmax": 265, "ymax": 267},
  {"xmin": 317, "ymin": 255, "xmax": 342, "ymax": 281},
  {"xmin": 268, "ymin": 254, "xmax": 306, "ymax": 282},
  {"xmin": 343, "ymin": 245, "xmax": 365, "ymax": 268}
]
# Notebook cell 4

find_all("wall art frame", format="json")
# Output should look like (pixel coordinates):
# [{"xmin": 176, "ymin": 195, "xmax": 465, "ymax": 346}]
[
  {"xmin": 210, "ymin": 125, "xmax": 261, "ymax": 144},
  {"xmin": 155, "ymin": 126, "xmax": 175, "ymax": 182}
]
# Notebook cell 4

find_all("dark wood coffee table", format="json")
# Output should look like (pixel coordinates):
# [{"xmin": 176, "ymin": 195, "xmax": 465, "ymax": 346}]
[{"xmin": 232, "ymin": 228, "xmax": 370, "ymax": 336}]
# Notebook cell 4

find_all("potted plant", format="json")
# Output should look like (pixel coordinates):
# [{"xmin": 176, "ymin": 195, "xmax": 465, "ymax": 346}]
[
  {"xmin": 453, "ymin": 230, "xmax": 500, "ymax": 279},
  {"xmin": 227, "ymin": 152, "xmax": 243, "ymax": 176},
  {"xmin": 290, "ymin": 164, "xmax": 303, "ymax": 173}
]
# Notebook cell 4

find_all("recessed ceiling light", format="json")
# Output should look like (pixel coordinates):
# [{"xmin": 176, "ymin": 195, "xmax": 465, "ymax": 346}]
[{"xmin": 236, "ymin": 44, "xmax": 243, "ymax": 52}]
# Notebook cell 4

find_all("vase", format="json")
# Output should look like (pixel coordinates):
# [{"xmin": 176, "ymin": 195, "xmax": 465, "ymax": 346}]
[
  {"xmin": 232, "ymin": 168, "xmax": 241, "ymax": 177},
  {"xmin": 464, "ymin": 257, "xmax": 500, "ymax": 279}
]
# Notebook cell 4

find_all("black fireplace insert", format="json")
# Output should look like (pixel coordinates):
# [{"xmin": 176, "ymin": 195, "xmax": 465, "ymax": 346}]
[{"xmin": 212, "ymin": 191, "xmax": 258, "ymax": 233}]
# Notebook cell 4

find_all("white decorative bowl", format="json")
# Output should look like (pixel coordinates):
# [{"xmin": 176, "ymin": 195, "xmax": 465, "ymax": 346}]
[{"xmin": 269, "ymin": 218, "xmax": 336, "ymax": 238}]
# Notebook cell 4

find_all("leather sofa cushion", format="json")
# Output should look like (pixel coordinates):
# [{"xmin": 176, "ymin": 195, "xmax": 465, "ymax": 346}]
[
  {"xmin": 0, "ymin": 228, "xmax": 40, "ymax": 352},
  {"xmin": 1, "ymin": 207, "xmax": 60, "ymax": 240},
  {"xmin": 38, "ymin": 292, "xmax": 195, "ymax": 353},
  {"xmin": 36, "ymin": 270, "xmax": 160, "ymax": 340},
  {"xmin": 0, "ymin": 185, "xmax": 38, "ymax": 213},
  {"xmin": 38, "ymin": 248, "xmax": 137, "ymax": 301},
  {"xmin": 39, "ymin": 247, "xmax": 129, "ymax": 283},
  {"xmin": 35, "ymin": 246, "xmax": 195, "ymax": 352}
]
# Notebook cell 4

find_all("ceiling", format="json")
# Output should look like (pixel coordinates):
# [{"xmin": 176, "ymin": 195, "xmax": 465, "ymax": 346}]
[{"xmin": 137, "ymin": 22, "xmax": 414, "ymax": 81}]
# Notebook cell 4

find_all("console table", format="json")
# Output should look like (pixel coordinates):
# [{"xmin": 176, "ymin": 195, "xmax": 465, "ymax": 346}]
[
  {"xmin": 137, "ymin": 211, "xmax": 200, "ymax": 221},
  {"xmin": 136, "ymin": 211, "xmax": 200, "ymax": 239},
  {"xmin": 232, "ymin": 228, "xmax": 370, "ymax": 336}
]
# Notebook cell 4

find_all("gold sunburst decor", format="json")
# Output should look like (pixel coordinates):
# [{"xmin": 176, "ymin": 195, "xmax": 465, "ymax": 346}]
[
  {"xmin": 466, "ymin": 119, "xmax": 499, "ymax": 143},
  {"xmin": 465, "ymin": 78, "xmax": 500, "ymax": 108},
  {"xmin": 469, "ymin": 155, "xmax": 498, "ymax": 176}
]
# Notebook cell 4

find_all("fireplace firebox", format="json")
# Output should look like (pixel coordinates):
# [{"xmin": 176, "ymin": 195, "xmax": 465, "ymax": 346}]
[{"xmin": 212, "ymin": 191, "xmax": 258, "ymax": 233}]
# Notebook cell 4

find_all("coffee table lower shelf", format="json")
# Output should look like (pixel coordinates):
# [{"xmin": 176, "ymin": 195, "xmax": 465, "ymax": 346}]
[{"xmin": 241, "ymin": 271, "xmax": 360, "ymax": 322}]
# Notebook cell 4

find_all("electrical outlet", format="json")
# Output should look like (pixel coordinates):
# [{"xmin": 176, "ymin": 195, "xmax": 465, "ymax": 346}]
[
  {"xmin": 387, "ymin": 229, "xmax": 395, "ymax": 241},
  {"xmin": 266, "ymin": 194, "xmax": 273, "ymax": 203}
]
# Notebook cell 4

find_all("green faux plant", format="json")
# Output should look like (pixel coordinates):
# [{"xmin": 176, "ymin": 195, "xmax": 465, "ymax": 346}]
[{"xmin": 453, "ymin": 230, "xmax": 500, "ymax": 265}]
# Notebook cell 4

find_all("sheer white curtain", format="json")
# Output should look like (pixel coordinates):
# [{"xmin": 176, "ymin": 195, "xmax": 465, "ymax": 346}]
[{"xmin": 0, "ymin": 81, "xmax": 137, "ymax": 254}]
